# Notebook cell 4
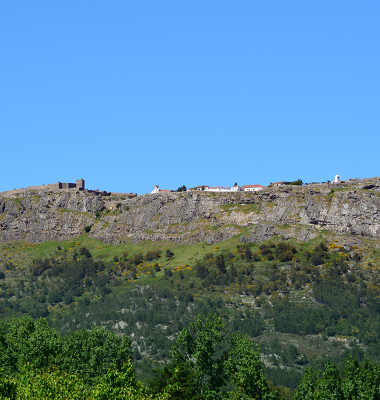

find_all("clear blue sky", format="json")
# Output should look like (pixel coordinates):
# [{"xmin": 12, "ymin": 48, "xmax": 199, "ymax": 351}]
[{"xmin": 1, "ymin": 1, "xmax": 379, "ymax": 194}]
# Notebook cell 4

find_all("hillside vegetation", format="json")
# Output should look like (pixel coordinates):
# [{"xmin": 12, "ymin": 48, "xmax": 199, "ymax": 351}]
[{"xmin": 1, "ymin": 229, "xmax": 380, "ymax": 394}]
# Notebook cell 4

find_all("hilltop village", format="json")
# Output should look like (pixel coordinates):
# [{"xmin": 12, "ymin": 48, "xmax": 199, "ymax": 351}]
[
  {"xmin": 0, "ymin": 175, "xmax": 368, "ymax": 199},
  {"xmin": 150, "ymin": 175, "xmax": 350, "ymax": 194}
]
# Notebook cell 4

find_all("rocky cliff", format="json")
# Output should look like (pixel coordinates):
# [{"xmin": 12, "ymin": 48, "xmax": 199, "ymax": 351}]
[{"xmin": 1, "ymin": 178, "xmax": 380, "ymax": 245}]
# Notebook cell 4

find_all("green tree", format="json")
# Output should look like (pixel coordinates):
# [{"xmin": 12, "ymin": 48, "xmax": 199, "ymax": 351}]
[
  {"xmin": 0, "ymin": 368, "xmax": 16, "ymax": 400},
  {"xmin": 17, "ymin": 366, "xmax": 88, "ymax": 400},
  {"xmin": 172, "ymin": 314, "xmax": 228, "ymax": 397},
  {"xmin": 342, "ymin": 356, "xmax": 380, "ymax": 399},
  {"xmin": 314, "ymin": 361, "xmax": 343, "ymax": 399},
  {"xmin": 57, "ymin": 326, "xmax": 132, "ymax": 384},
  {"xmin": 92, "ymin": 361, "xmax": 147, "ymax": 400},
  {"xmin": 293, "ymin": 358, "xmax": 380, "ymax": 400},
  {"xmin": 224, "ymin": 334, "xmax": 276, "ymax": 399},
  {"xmin": 293, "ymin": 367, "xmax": 317, "ymax": 400},
  {"xmin": 0, "ymin": 317, "xmax": 62, "ymax": 374},
  {"xmin": 149, "ymin": 359, "xmax": 201, "ymax": 400},
  {"xmin": 168, "ymin": 314, "xmax": 275, "ymax": 399}
]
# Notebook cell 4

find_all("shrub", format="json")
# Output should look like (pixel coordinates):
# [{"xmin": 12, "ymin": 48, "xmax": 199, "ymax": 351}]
[
  {"xmin": 203, "ymin": 253, "xmax": 214, "ymax": 261},
  {"xmin": 164, "ymin": 268, "xmax": 173, "ymax": 278},
  {"xmin": 131, "ymin": 253, "xmax": 144, "ymax": 266},
  {"xmin": 195, "ymin": 264, "xmax": 208, "ymax": 279},
  {"xmin": 285, "ymin": 179, "xmax": 303, "ymax": 185},
  {"xmin": 311, "ymin": 253, "xmax": 324, "ymax": 266},
  {"xmin": 165, "ymin": 249, "xmax": 174, "ymax": 260},
  {"xmin": 145, "ymin": 249, "xmax": 162, "ymax": 261},
  {"xmin": 84, "ymin": 225, "xmax": 91, "ymax": 233},
  {"xmin": 260, "ymin": 247, "xmax": 272, "ymax": 256},
  {"xmin": 177, "ymin": 185, "xmax": 187, "ymax": 192},
  {"xmin": 63, "ymin": 293, "xmax": 73, "ymax": 305},
  {"xmin": 215, "ymin": 255, "xmax": 226, "ymax": 273},
  {"xmin": 244, "ymin": 247, "xmax": 253, "ymax": 261},
  {"xmin": 279, "ymin": 250, "xmax": 294, "ymax": 262},
  {"xmin": 79, "ymin": 247, "xmax": 92, "ymax": 258}
]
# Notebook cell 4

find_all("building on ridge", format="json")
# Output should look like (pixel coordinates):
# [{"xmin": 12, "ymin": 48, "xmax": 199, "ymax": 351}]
[
  {"xmin": 241, "ymin": 184, "xmax": 265, "ymax": 192},
  {"xmin": 151, "ymin": 185, "xmax": 170, "ymax": 194},
  {"xmin": 331, "ymin": 175, "xmax": 340, "ymax": 184},
  {"xmin": 52, "ymin": 179, "xmax": 85, "ymax": 190}
]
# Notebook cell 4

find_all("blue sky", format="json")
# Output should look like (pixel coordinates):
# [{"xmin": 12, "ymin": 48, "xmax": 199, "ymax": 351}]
[{"xmin": 1, "ymin": 1, "xmax": 379, "ymax": 194}]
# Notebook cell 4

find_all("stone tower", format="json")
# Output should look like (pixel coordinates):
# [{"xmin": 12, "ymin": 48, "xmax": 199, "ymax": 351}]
[{"xmin": 76, "ymin": 179, "xmax": 85, "ymax": 190}]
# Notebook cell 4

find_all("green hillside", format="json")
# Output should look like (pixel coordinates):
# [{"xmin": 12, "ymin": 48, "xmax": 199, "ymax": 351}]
[{"xmin": 1, "ymin": 232, "xmax": 380, "ymax": 391}]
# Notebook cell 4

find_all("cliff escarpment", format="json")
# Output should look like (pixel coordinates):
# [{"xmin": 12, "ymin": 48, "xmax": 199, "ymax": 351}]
[{"xmin": 1, "ymin": 178, "xmax": 380, "ymax": 245}]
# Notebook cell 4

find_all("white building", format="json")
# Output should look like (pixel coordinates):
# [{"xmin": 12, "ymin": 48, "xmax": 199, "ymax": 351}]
[
  {"xmin": 229, "ymin": 185, "xmax": 241, "ymax": 192},
  {"xmin": 151, "ymin": 185, "xmax": 170, "ymax": 194},
  {"xmin": 331, "ymin": 175, "xmax": 340, "ymax": 184},
  {"xmin": 193, "ymin": 185, "xmax": 211, "ymax": 191},
  {"xmin": 241, "ymin": 184, "xmax": 265, "ymax": 192},
  {"xmin": 189, "ymin": 185, "xmax": 242, "ymax": 192}
]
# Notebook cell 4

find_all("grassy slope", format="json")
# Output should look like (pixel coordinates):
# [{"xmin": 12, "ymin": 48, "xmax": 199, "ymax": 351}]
[{"xmin": 1, "ymin": 230, "xmax": 380, "ymax": 388}]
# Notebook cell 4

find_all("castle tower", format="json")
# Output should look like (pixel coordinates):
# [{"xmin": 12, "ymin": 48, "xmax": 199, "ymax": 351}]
[{"xmin": 76, "ymin": 179, "xmax": 85, "ymax": 190}]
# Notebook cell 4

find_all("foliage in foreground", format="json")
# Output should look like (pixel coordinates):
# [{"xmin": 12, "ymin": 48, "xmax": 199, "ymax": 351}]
[
  {"xmin": 2, "ymin": 315, "xmax": 380, "ymax": 399},
  {"xmin": 0, "ymin": 316, "xmax": 131, "ymax": 385},
  {"xmin": 0, "ymin": 314, "xmax": 276, "ymax": 399}
]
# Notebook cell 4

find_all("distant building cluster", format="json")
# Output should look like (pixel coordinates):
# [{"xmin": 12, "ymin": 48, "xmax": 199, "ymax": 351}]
[
  {"xmin": 151, "ymin": 184, "xmax": 266, "ymax": 194},
  {"xmin": 151, "ymin": 175, "xmax": 344, "ymax": 194}
]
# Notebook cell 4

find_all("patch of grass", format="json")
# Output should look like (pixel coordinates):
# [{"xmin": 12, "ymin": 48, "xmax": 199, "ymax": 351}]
[
  {"xmin": 59, "ymin": 208, "xmax": 93, "ymax": 217},
  {"xmin": 14, "ymin": 198, "xmax": 25, "ymax": 206},
  {"xmin": 220, "ymin": 203, "xmax": 261, "ymax": 214}
]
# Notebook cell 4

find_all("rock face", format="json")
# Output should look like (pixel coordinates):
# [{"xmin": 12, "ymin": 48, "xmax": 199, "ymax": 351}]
[{"xmin": 1, "ymin": 179, "xmax": 380, "ymax": 245}]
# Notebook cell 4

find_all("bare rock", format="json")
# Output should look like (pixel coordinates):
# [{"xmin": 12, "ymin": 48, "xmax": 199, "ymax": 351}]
[{"xmin": 0, "ymin": 180, "xmax": 380, "ymax": 245}]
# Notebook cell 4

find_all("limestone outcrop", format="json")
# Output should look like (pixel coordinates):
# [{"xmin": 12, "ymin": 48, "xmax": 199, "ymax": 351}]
[{"xmin": 1, "ymin": 178, "xmax": 380, "ymax": 245}]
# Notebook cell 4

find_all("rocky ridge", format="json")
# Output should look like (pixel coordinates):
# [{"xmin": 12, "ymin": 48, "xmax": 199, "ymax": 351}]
[{"xmin": 1, "ymin": 178, "xmax": 380, "ymax": 245}]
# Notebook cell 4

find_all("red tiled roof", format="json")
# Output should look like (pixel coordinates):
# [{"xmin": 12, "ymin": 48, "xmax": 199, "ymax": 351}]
[
  {"xmin": 159, "ymin": 189, "xmax": 171, "ymax": 192},
  {"xmin": 270, "ymin": 181, "xmax": 285, "ymax": 185}
]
